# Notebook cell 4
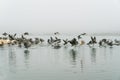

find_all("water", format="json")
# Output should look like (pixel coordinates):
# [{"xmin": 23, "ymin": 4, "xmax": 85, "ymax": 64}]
[{"xmin": 0, "ymin": 35, "xmax": 120, "ymax": 80}]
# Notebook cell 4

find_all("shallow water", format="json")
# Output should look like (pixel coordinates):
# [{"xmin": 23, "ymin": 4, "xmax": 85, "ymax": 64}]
[{"xmin": 0, "ymin": 35, "xmax": 120, "ymax": 80}]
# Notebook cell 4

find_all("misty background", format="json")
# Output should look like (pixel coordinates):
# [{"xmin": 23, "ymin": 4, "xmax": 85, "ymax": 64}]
[{"xmin": 0, "ymin": 0, "xmax": 120, "ymax": 34}]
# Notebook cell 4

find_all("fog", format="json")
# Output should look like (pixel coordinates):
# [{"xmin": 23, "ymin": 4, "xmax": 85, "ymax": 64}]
[{"xmin": 0, "ymin": 0, "xmax": 120, "ymax": 33}]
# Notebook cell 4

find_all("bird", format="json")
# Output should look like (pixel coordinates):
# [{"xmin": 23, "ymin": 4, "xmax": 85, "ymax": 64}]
[
  {"xmin": 2, "ymin": 32, "xmax": 8, "ymax": 36},
  {"xmin": 77, "ymin": 35, "xmax": 82, "ymax": 39},
  {"xmin": 63, "ymin": 39, "xmax": 68, "ymax": 45},
  {"xmin": 68, "ymin": 38, "xmax": 78, "ymax": 46},
  {"xmin": 24, "ymin": 32, "xmax": 29, "ymax": 35}
]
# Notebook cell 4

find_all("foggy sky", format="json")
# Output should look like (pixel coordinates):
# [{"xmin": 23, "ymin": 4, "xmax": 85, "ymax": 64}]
[{"xmin": 0, "ymin": 0, "xmax": 120, "ymax": 33}]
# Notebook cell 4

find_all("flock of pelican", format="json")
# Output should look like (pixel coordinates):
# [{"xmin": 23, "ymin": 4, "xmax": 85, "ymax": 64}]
[{"xmin": 0, "ymin": 32, "xmax": 120, "ymax": 50}]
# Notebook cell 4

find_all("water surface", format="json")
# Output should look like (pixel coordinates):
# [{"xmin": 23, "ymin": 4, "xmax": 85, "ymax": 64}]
[{"xmin": 0, "ymin": 35, "xmax": 120, "ymax": 80}]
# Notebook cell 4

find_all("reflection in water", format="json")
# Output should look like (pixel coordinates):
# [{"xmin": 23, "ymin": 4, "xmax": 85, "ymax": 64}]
[
  {"xmin": 8, "ymin": 47, "xmax": 16, "ymax": 73},
  {"xmin": 79, "ymin": 47, "xmax": 85, "ymax": 72},
  {"xmin": 80, "ymin": 60, "xmax": 84, "ymax": 72},
  {"xmin": 24, "ymin": 50, "xmax": 30, "ymax": 54},
  {"xmin": 99, "ymin": 47, "xmax": 107, "ymax": 60},
  {"xmin": 52, "ymin": 49, "xmax": 61, "ymax": 64},
  {"xmin": 69, "ymin": 49, "xmax": 77, "ymax": 65},
  {"xmin": 24, "ymin": 50, "xmax": 30, "ymax": 69},
  {"xmin": 103, "ymin": 48, "xmax": 107, "ymax": 60},
  {"xmin": 0, "ymin": 47, "xmax": 8, "ymax": 80},
  {"xmin": 2, "ymin": 44, "xmax": 120, "ymax": 80},
  {"xmin": 109, "ymin": 48, "xmax": 113, "ymax": 58},
  {"xmin": 78, "ymin": 47, "xmax": 85, "ymax": 72},
  {"xmin": 90, "ymin": 48, "xmax": 97, "ymax": 63}
]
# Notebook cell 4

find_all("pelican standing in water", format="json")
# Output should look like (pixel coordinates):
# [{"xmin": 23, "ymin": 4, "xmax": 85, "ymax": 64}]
[{"xmin": 87, "ymin": 36, "xmax": 97, "ymax": 47}]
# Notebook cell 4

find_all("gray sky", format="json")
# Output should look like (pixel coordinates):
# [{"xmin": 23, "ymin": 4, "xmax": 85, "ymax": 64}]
[{"xmin": 0, "ymin": 0, "xmax": 120, "ymax": 33}]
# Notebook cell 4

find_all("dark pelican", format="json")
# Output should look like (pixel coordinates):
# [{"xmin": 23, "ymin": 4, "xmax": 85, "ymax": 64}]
[
  {"xmin": 2, "ymin": 32, "xmax": 8, "ymax": 36},
  {"xmin": 21, "ymin": 35, "xmax": 26, "ymax": 40},
  {"xmin": 54, "ymin": 37, "xmax": 61, "ymax": 43},
  {"xmin": 24, "ymin": 32, "xmax": 29, "ymax": 35},
  {"xmin": 34, "ymin": 38, "xmax": 40, "ymax": 44},
  {"xmin": 23, "ymin": 40, "xmax": 32, "ymax": 48},
  {"xmin": 81, "ymin": 33, "xmax": 86, "ymax": 35},
  {"xmin": 107, "ymin": 40, "xmax": 113, "ymax": 47},
  {"xmin": 14, "ymin": 33, "xmax": 17, "ymax": 37},
  {"xmin": 68, "ymin": 38, "xmax": 78, "ymax": 46},
  {"xmin": 40, "ymin": 38, "xmax": 44, "ymax": 43},
  {"xmin": 8, "ymin": 34, "xmax": 15, "ymax": 40},
  {"xmin": 98, "ymin": 40, "xmax": 102, "ymax": 47},
  {"xmin": 87, "ymin": 36, "xmax": 97, "ymax": 47},
  {"xmin": 54, "ymin": 32, "xmax": 60, "ymax": 35},
  {"xmin": 63, "ymin": 39, "xmax": 68, "ymax": 45},
  {"xmin": 77, "ymin": 35, "xmax": 82, "ymax": 39},
  {"xmin": 47, "ymin": 37, "xmax": 55, "ymax": 44},
  {"xmin": 98, "ymin": 39, "xmax": 108, "ymax": 47}
]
